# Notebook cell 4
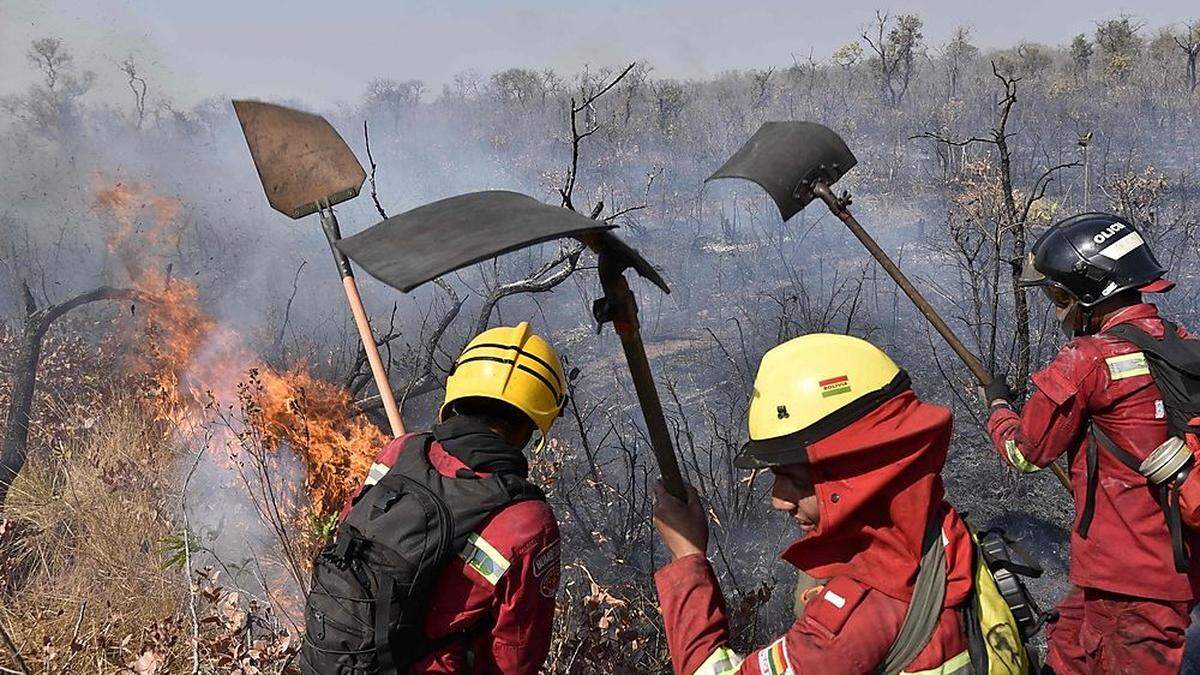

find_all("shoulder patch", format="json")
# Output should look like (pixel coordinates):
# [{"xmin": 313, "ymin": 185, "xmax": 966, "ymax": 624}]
[
  {"xmin": 1106, "ymin": 352, "xmax": 1150, "ymax": 381},
  {"xmin": 755, "ymin": 636, "xmax": 795, "ymax": 675},
  {"xmin": 533, "ymin": 539, "xmax": 559, "ymax": 577},
  {"xmin": 800, "ymin": 577, "xmax": 868, "ymax": 639},
  {"xmin": 533, "ymin": 538, "xmax": 561, "ymax": 598}
]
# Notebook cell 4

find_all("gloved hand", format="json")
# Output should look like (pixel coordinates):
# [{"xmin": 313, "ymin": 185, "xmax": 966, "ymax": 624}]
[{"xmin": 983, "ymin": 375, "xmax": 1014, "ymax": 408}]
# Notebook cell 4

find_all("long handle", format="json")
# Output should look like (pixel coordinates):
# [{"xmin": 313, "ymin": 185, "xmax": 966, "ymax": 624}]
[
  {"xmin": 321, "ymin": 208, "xmax": 406, "ymax": 438},
  {"xmin": 814, "ymin": 184, "xmax": 990, "ymax": 383},
  {"xmin": 601, "ymin": 271, "xmax": 688, "ymax": 501},
  {"xmin": 812, "ymin": 183, "xmax": 1072, "ymax": 492}
]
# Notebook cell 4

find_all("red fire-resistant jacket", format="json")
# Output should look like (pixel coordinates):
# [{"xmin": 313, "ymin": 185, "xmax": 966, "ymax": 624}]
[
  {"xmin": 656, "ymin": 391, "xmax": 975, "ymax": 675},
  {"xmin": 988, "ymin": 302, "xmax": 1200, "ymax": 601},
  {"xmin": 340, "ymin": 430, "xmax": 561, "ymax": 674}
]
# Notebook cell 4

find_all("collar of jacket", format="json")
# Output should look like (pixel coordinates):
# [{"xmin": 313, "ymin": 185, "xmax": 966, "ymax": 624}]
[
  {"xmin": 1098, "ymin": 301, "xmax": 1160, "ymax": 334},
  {"xmin": 432, "ymin": 415, "xmax": 530, "ymax": 477},
  {"xmin": 1099, "ymin": 299, "xmax": 1161, "ymax": 331},
  {"xmin": 778, "ymin": 391, "xmax": 973, "ymax": 605}
]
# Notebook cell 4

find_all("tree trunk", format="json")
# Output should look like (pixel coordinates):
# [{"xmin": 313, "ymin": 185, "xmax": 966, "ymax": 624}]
[
  {"xmin": 0, "ymin": 283, "xmax": 141, "ymax": 509},
  {"xmin": 0, "ymin": 323, "xmax": 46, "ymax": 507},
  {"xmin": 996, "ymin": 129, "xmax": 1032, "ymax": 398}
]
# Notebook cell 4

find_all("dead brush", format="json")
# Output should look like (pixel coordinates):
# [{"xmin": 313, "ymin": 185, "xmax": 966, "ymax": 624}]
[
  {"xmin": 0, "ymin": 395, "xmax": 184, "ymax": 673},
  {"xmin": 0, "ymin": 392, "xmax": 301, "ymax": 674}
]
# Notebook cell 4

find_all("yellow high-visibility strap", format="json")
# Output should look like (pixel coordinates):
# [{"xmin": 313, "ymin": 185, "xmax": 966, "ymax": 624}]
[
  {"xmin": 459, "ymin": 533, "xmax": 511, "ymax": 585},
  {"xmin": 1004, "ymin": 440, "xmax": 1041, "ymax": 474},
  {"xmin": 691, "ymin": 643, "xmax": 744, "ymax": 667},
  {"xmin": 691, "ymin": 646, "xmax": 744, "ymax": 675},
  {"xmin": 900, "ymin": 649, "xmax": 971, "ymax": 675}
]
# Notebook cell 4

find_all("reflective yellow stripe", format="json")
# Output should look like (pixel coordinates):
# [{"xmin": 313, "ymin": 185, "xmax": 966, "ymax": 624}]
[
  {"xmin": 691, "ymin": 646, "xmax": 743, "ymax": 675},
  {"xmin": 1106, "ymin": 352, "xmax": 1150, "ymax": 380},
  {"xmin": 901, "ymin": 649, "xmax": 971, "ymax": 675},
  {"xmin": 459, "ymin": 533, "xmax": 511, "ymax": 585},
  {"xmin": 1004, "ymin": 439, "xmax": 1041, "ymax": 474},
  {"xmin": 364, "ymin": 462, "xmax": 390, "ymax": 486}
]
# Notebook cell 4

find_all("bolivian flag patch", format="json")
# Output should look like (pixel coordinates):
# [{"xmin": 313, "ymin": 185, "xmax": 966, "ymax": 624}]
[
  {"xmin": 820, "ymin": 375, "xmax": 851, "ymax": 398},
  {"xmin": 756, "ymin": 636, "xmax": 793, "ymax": 675}
]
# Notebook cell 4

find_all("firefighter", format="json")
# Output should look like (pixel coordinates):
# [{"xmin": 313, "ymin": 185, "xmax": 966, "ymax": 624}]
[
  {"xmin": 336, "ymin": 322, "xmax": 564, "ymax": 674},
  {"xmin": 652, "ymin": 334, "xmax": 977, "ymax": 674},
  {"xmin": 985, "ymin": 212, "xmax": 1198, "ymax": 672}
]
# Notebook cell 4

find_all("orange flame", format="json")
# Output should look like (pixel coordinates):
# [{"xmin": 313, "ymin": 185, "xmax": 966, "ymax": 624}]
[{"xmin": 92, "ymin": 178, "xmax": 384, "ymax": 518}]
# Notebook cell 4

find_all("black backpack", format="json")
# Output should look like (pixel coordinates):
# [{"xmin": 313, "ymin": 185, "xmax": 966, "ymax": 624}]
[
  {"xmin": 300, "ymin": 433, "xmax": 544, "ymax": 674},
  {"xmin": 1077, "ymin": 320, "xmax": 1200, "ymax": 572}
]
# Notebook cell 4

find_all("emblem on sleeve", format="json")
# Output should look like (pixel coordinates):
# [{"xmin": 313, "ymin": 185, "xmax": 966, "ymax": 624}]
[
  {"xmin": 756, "ymin": 636, "xmax": 793, "ymax": 675},
  {"xmin": 533, "ymin": 539, "xmax": 560, "ymax": 578}
]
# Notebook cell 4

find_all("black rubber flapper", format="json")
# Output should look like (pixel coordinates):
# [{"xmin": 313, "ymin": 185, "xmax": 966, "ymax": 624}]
[
  {"xmin": 707, "ymin": 121, "xmax": 857, "ymax": 221},
  {"xmin": 335, "ymin": 191, "xmax": 613, "ymax": 292}
]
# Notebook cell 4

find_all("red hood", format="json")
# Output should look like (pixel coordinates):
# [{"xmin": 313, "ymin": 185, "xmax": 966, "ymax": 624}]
[{"xmin": 781, "ymin": 390, "xmax": 973, "ymax": 605}]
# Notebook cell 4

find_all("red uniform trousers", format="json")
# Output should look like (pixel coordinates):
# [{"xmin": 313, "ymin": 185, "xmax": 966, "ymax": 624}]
[{"xmin": 1046, "ymin": 587, "xmax": 1190, "ymax": 674}]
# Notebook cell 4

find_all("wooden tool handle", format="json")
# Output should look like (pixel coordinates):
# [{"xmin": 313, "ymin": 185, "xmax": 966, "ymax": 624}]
[
  {"xmin": 342, "ymin": 276, "xmax": 405, "ymax": 437},
  {"xmin": 813, "ymin": 183, "xmax": 1072, "ymax": 492},
  {"xmin": 814, "ymin": 184, "xmax": 990, "ymax": 383},
  {"xmin": 319, "ymin": 206, "xmax": 405, "ymax": 438},
  {"xmin": 603, "ymin": 273, "xmax": 687, "ymax": 501}
]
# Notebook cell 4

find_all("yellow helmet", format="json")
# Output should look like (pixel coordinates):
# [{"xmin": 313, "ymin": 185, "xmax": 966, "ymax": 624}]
[
  {"xmin": 441, "ymin": 322, "xmax": 566, "ymax": 442},
  {"xmin": 735, "ymin": 333, "xmax": 908, "ymax": 468}
]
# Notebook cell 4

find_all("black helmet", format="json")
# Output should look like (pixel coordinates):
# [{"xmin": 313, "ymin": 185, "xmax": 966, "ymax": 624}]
[{"xmin": 1019, "ymin": 212, "xmax": 1173, "ymax": 308}]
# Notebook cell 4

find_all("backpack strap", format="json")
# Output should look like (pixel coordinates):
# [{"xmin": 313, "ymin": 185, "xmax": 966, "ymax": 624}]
[
  {"xmin": 1077, "ymin": 432, "xmax": 1099, "ymax": 538},
  {"xmin": 1109, "ymin": 321, "xmax": 1200, "ymax": 377},
  {"xmin": 1162, "ymin": 479, "xmax": 1189, "ymax": 571},
  {"xmin": 388, "ymin": 432, "xmax": 436, "ymax": 476},
  {"xmin": 1082, "ymin": 424, "xmax": 1189, "ymax": 571},
  {"xmin": 1078, "ymin": 425, "xmax": 1143, "ymax": 538},
  {"xmin": 880, "ymin": 519, "xmax": 946, "ymax": 675},
  {"xmin": 375, "ymin": 573, "xmax": 397, "ymax": 673},
  {"xmin": 407, "ymin": 620, "xmax": 492, "ymax": 670},
  {"xmin": 494, "ymin": 471, "xmax": 545, "ymax": 503}
]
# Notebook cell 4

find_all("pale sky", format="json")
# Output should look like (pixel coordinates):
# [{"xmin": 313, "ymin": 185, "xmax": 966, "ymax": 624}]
[{"xmin": 2, "ymin": 0, "xmax": 1196, "ymax": 108}]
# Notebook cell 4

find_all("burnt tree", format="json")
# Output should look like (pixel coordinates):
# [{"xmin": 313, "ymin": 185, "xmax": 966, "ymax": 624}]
[
  {"xmin": 914, "ymin": 62, "xmax": 1078, "ymax": 396},
  {"xmin": 0, "ymin": 282, "xmax": 142, "ymax": 507}
]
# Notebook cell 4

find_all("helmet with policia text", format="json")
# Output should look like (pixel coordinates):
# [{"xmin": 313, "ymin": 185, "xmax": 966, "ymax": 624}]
[
  {"xmin": 735, "ymin": 334, "xmax": 911, "ymax": 468},
  {"xmin": 441, "ymin": 322, "xmax": 566, "ymax": 443},
  {"xmin": 1018, "ymin": 212, "xmax": 1173, "ymax": 308}
]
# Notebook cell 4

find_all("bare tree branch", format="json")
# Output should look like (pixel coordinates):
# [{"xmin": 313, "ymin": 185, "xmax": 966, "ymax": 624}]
[{"xmin": 363, "ymin": 120, "xmax": 389, "ymax": 220}]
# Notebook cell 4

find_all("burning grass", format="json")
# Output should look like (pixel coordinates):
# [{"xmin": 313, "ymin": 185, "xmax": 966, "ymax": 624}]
[
  {"xmin": 94, "ymin": 179, "xmax": 383, "ymax": 524},
  {"xmin": 0, "ymin": 390, "xmax": 302, "ymax": 674},
  {"xmin": 0, "ymin": 179, "xmax": 387, "ymax": 672}
]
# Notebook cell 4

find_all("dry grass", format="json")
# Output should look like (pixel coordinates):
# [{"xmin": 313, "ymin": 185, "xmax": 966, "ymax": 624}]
[
  {"xmin": 1, "ymin": 396, "xmax": 297, "ymax": 674},
  {"xmin": 1, "ymin": 397, "xmax": 186, "ymax": 672}
]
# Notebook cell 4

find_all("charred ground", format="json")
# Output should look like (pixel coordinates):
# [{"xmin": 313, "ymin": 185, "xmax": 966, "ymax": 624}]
[{"xmin": 2, "ymin": 14, "xmax": 1200, "ymax": 673}]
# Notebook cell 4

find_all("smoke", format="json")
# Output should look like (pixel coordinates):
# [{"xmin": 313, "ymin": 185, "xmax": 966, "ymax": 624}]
[{"xmin": 6, "ymin": 7, "xmax": 1200, "ymax": 659}]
